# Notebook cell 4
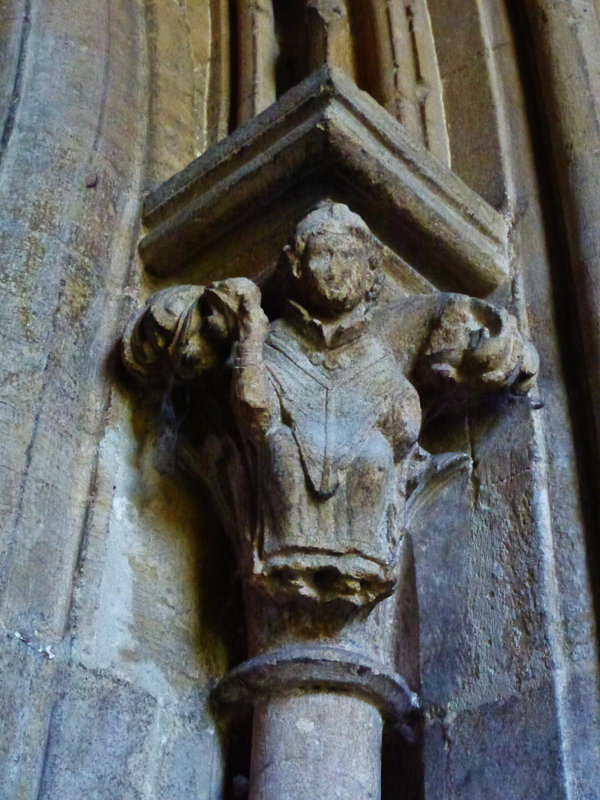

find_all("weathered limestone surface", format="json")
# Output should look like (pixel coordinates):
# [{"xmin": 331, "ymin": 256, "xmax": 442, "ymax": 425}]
[
  {"xmin": 124, "ymin": 202, "xmax": 537, "ymax": 614},
  {"xmin": 250, "ymin": 693, "xmax": 383, "ymax": 800},
  {"xmin": 525, "ymin": 0, "xmax": 600, "ymax": 489},
  {"xmin": 427, "ymin": 0, "xmax": 510, "ymax": 209},
  {"xmin": 0, "ymin": 2, "xmax": 599, "ymax": 799},
  {"xmin": 414, "ymin": 6, "xmax": 600, "ymax": 797},
  {"xmin": 120, "ymin": 180, "xmax": 541, "ymax": 799},
  {"xmin": 0, "ymin": 2, "xmax": 230, "ymax": 798}
]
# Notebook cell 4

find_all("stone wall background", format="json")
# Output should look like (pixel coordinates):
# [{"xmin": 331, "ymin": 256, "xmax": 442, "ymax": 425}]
[{"xmin": 0, "ymin": 2, "xmax": 598, "ymax": 798}]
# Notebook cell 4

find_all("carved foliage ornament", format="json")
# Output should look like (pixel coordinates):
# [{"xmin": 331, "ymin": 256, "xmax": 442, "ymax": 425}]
[{"xmin": 123, "ymin": 202, "xmax": 538, "ymax": 612}]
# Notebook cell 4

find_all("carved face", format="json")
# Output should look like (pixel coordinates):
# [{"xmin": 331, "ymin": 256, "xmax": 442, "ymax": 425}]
[{"xmin": 295, "ymin": 231, "xmax": 374, "ymax": 317}]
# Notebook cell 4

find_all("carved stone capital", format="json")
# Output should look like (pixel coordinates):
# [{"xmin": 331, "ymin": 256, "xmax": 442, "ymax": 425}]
[{"xmin": 123, "ymin": 202, "xmax": 538, "ymax": 619}]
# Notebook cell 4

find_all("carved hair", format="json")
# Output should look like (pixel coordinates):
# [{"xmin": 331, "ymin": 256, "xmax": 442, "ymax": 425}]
[
  {"xmin": 283, "ymin": 201, "xmax": 383, "ymax": 305},
  {"xmin": 291, "ymin": 201, "xmax": 372, "ymax": 251}
]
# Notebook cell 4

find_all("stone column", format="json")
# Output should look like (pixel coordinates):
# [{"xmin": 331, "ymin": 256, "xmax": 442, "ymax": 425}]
[
  {"xmin": 215, "ymin": 645, "xmax": 418, "ymax": 800},
  {"xmin": 122, "ymin": 126, "xmax": 538, "ymax": 798},
  {"xmin": 524, "ymin": 0, "xmax": 600, "ymax": 462},
  {"xmin": 250, "ymin": 693, "xmax": 382, "ymax": 800}
]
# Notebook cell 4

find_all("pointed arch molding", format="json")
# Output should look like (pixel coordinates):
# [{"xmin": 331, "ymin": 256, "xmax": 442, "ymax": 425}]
[{"xmin": 139, "ymin": 67, "xmax": 509, "ymax": 298}]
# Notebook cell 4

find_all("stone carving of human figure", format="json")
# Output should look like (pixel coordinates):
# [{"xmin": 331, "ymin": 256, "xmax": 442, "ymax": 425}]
[
  {"xmin": 229, "ymin": 204, "xmax": 423, "ymax": 608},
  {"xmin": 123, "ymin": 202, "xmax": 538, "ymax": 612}
]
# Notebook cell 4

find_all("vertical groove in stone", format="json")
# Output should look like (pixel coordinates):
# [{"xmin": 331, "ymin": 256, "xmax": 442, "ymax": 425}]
[
  {"xmin": 306, "ymin": 0, "xmax": 355, "ymax": 77},
  {"xmin": 237, "ymin": 0, "xmax": 278, "ymax": 125},
  {"xmin": 144, "ymin": 0, "xmax": 227, "ymax": 184},
  {"xmin": 206, "ymin": 0, "xmax": 231, "ymax": 147},
  {"xmin": 61, "ymin": 0, "xmax": 151, "ymax": 657},
  {"xmin": 177, "ymin": 0, "xmax": 231, "ymax": 155},
  {"xmin": 356, "ymin": 0, "xmax": 449, "ymax": 166},
  {"xmin": 0, "ymin": 0, "xmax": 149, "ymax": 639},
  {"xmin": 427, "ymin": 0, "xmax": 508, "ymax": 208},
  {"xmin": 520, "ymin": 4, "xmax": 600, "ymax": 794},
  {"xmin": 524, "ymin": 0, "xmax": 600, "ymax": 484},
  {"xmin": 0, "ymin": 0, "xmax": 150, "ymax": 794},
  {"xmin": 406, "ymin": 0, "xmax": 450, "ymax": 165},
  {"xmin": 0, "ymin": 0, "xmax": 31, "ymax": 164},
  {"xmin": 362, "ymin": 0, "xmax": 420, "ymax": 137},
  {"xmin": 230, "ymin": 0, "xmax": 450, "ymax": 162}
]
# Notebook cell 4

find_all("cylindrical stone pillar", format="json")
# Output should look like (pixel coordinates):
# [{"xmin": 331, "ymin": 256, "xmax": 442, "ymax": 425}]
[
  {"xmin": 524, "ymin": 0, "xmax": 600, "ymax": 461},
  {"xmin": 249, "ymin": 692, "xmax": 383, "ymax": 800},
  {"xmin": 215, "ymin": 646, "xmax": 418, "ymax": 800}
]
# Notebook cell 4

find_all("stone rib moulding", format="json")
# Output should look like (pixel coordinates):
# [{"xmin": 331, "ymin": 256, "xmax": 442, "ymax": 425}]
[{"xmin": 139, "ymin": 66, "xmax": 509, "ymax": 298}]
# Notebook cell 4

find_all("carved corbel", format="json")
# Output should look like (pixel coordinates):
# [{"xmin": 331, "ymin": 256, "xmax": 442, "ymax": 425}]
[
  {"xmin": 114, "ymin": 47, "xmax": 549, "ymax": 797},
  {"xmin": 123, "ymin": 201, "xmax": 538, "ymax": 798},
  {"xmin": 125, "ymin": 205, "xmax": 536, "ymax": 610}
]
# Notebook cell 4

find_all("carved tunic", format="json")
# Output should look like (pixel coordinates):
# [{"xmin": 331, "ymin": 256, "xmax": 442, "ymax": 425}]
[
  {"xmin": 121, "ymin": 205, "xmax": 538, "ymax": 611},
  {"xmin": 250, "ymin": 312, "xmax": 421, "ymax": 605}
]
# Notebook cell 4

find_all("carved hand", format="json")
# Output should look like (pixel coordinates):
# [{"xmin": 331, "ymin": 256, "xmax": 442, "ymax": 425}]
[{"xmin": 206, "ymin": 278, "xmax": 269, "ymax": 362}]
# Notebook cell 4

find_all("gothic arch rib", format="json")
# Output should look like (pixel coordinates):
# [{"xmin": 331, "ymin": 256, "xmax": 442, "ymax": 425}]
[
  {"xmin": 227, "ymin": 0, "xmax": 514, "ymax": 208},
  {"xmin": 427, "ymin": 0, "xmax": 512, "ymax": 210}
]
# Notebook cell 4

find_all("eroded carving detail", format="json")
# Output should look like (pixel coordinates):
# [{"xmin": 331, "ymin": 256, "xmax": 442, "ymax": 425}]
[{"xmin": 123, "ymin": 202, "xmax": 537, "ymax": 613}]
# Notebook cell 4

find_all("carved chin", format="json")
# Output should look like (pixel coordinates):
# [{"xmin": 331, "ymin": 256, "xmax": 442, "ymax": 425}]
[{"xmin": 305, "ymin": 284, "xmax": 364, "ymax": 315}]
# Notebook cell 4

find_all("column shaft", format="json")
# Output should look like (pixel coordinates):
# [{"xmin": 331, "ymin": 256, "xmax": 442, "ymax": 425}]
[
  {"xmin": 524, "ymin": 0, "xmax": 600, "ymax": 463},
  {"xmin": 249, "ymin": 692, "xmax": 383, "ymax": 800}
]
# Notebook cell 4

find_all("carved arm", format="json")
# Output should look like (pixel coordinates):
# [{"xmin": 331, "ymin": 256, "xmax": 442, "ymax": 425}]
[
  {"xmin": 122, "ymin": 277, "xmax": 276, "ymax": 439},
  {"xmin": 224, "ymin": 282, "xmax": 277, "ymax": 442}
]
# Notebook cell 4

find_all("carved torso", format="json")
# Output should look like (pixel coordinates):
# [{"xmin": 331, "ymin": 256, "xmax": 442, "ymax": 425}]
[
  {"xmin": 250, "ymin": 314, "xmax": 421, "ymax": 606},
  {"xmin": 265, "ymin": 321, "xmax": 400, "ymax": 496},
  {"xmin": 122, "ymin": 204, "xmax": 538, "ymax": 610}
]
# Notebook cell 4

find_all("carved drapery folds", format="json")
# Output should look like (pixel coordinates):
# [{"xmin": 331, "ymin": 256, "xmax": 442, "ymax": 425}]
[
  {"xmin": 124, "ymin": 202, "xmax": 537, "ymax": 615},
  {"xmin": 124, "ymin": 48, "xmax": 539, "ymax": 800}
]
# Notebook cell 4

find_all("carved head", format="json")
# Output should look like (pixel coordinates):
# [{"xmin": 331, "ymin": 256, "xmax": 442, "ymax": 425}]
[{"xmin": 285, "ymin": 203, "xmax": 380, "ymax": 317}]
